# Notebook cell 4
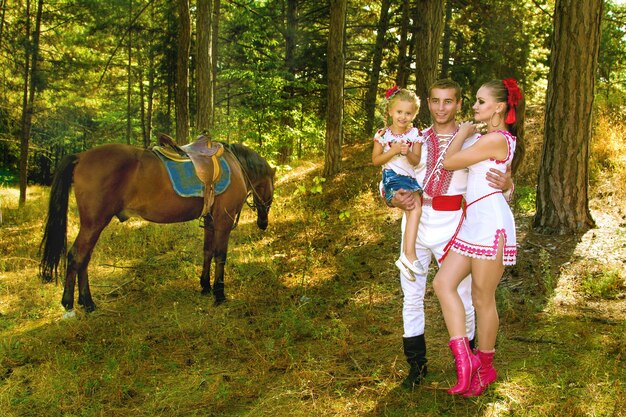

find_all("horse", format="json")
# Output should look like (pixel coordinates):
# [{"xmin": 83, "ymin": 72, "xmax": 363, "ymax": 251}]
[{"xmin": 39, "ymin": 140, "xmax": 275, "ymax": 312}]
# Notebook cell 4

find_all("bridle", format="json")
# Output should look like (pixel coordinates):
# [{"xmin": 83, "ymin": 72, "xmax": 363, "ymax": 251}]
[{"xmin": 225, "ymin": 147, "xmax": 273, "ymax": 214}]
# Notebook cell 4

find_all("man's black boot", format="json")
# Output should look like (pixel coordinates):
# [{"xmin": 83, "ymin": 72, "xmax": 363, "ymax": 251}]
[{"xmin": 401, "ymin": 334, "xmax": 428, "ymax": 389}]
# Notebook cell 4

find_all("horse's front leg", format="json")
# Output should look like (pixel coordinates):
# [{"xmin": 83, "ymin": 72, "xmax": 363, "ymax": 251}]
[
  {"xmin": 200, "ymin": 221, "xmax": 215, "ymax": 296},
  {"xmin": 212, "ymin": 225, "xmax": 233, "ymax": 305}
]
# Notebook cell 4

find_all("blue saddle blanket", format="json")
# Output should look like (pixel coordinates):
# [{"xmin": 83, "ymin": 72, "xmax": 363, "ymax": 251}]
[{"xmin": 154, "ymin": 152, "xmax": 231, "ymax": 198}]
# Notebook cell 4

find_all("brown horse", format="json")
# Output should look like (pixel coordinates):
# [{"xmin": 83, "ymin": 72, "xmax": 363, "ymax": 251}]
[{"xmin": 39, "ymin": 141, "xmax": 275, "ymax": 312}]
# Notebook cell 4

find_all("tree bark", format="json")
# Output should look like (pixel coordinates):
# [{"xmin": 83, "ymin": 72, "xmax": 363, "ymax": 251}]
[
  {"xmin": 126, "ymin": 0, "xmax": 133, "ymax": 145},
  {"xmin": 211, "ymin": 0, "xmax": 220, "ymax": 127},
  {"xmin": 412, "ymin": 0, "xmax": 444, "ymax": 127},
  {"xmin": 176, "ymin": 0, "xmax": 191, "ymax": 144},
  {"xmin": 196, "ymin": 0, "xmax": 213, "ymax": 134},
  {"xmin": 363, "ymin": 0, "xmax": 391, "ymax": 136},
  {"xmin": 440, "ymin": 0, "xmax": 453, "ymax": 79},
  {"xmin": 323, "ymin": 0, "xmax": 346, "ymax": 178},
  {"xmin": 533, "ymin": 0, "xmax": 602, "ymax": 234},
  {"xmin": 277, "ymin": 0, "xmax": 297, "ymax": 164},
  {"xmin": 0, "ymin": 0, "xmax": 6, "ymax": 51},
  {"xmin": 18, "ymin": 0, "xmax": 43, "ymax": 207},
  {"xmin": 396, "ymin": 0, "xmax": 411, "ymax": 87}
]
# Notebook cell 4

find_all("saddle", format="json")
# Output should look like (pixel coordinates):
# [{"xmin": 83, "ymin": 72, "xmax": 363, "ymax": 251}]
[{"xmin": 157, "ymin": 133, "xmax": 225, "ymax": 217}]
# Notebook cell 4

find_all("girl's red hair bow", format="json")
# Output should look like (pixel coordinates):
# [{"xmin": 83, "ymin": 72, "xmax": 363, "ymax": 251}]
[
  {"xmin": 502, "ymin": 78, "xmax": 522, "ymax": 124},
  {"xmin": 385, "ymin": 85, "xmax": 399, "ymax": 100}
]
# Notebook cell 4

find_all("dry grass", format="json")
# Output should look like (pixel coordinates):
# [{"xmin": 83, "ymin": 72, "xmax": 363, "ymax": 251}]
[{"xmin": 0, "ymin": 110, "xmax": 625, "ymax": 416}]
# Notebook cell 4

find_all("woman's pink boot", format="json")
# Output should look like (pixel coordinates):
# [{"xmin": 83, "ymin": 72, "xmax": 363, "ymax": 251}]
[
  {"xmin": 463, "ymin": 350, "xmax": 497, "ymax": 397},
  {"xmin": 447, "ymin": 337, "xmax": 481, "ymax": 395}
]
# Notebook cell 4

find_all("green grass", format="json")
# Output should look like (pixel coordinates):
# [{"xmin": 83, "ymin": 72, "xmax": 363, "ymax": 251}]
[{"xmin": 1, "ymin": 140, "xmax": 625, "ymax": 416}]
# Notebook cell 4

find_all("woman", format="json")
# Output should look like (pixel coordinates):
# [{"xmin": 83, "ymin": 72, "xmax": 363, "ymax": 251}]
[{"xmin": 433, "ymin": 78, "xmax": 524, "ymax": 396}]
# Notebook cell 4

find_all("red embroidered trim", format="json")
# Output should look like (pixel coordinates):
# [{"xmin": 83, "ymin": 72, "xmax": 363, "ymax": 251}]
[
  {"xmin": 451, "ymin": 229, "xmax": 516, "ymax": 264},
  {"xmin": 489, "ymin": 130, "xmax": 516, "ymax": 164},
  {"xmin": 423, "ymin": 127, "xmax": 454, "ymax": 197}
]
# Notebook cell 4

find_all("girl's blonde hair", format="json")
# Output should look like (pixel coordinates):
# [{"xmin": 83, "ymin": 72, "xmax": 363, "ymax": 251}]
[{"xmin": 384, "ymin": 88, "xmax": 420, "ymax": 128}]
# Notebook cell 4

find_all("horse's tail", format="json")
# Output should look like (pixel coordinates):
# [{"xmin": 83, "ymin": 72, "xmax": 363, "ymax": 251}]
[{"xmin": 40, "ymin": 154, "xmax": 78, "ymax": 283}]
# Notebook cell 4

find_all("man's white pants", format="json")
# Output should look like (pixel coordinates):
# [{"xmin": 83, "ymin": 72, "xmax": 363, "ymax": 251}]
[{"xmin": 400, "ymin": 206, "xmax": 475, "ymax": 339}]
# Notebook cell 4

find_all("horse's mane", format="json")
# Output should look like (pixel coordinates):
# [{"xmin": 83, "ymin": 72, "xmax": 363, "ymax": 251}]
[{"xmin": 221, "ymin": 142, "xmax": 273, "ymax": 180}]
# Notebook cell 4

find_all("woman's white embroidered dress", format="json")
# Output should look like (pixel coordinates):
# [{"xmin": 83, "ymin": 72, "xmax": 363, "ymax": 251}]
[{"xmin": 450, "ymin": 130, "xmax": 517, "ymax": 265}]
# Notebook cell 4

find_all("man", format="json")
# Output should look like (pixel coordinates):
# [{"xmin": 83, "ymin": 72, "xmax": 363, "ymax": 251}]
[{"xmin": 388, "ymin": 79, "xmax": 512, "ymax": 389}]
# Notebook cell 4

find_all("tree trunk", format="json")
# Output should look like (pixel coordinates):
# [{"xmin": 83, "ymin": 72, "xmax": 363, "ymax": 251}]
[
  {"xmin": 396, "ymin": 0, "xmax": 410, "ymax": 87},
  {"xmin": 176, "ymin": 0, "xmax": 191, "ymax": 144},
  {"xmin": 278, "ymin": 0, "xmax": 297, "ymax": 164},
  {"xmin": 440, "ymin": 0, "xmax": 453, "ymax": 79},
  {"xmin": 211, "ymin": 0, "xmax": 220, "ymax": 127},
  {"xmin": 0, "ymin": 0, "xmax": 6, "ymax": 51},
  {"xmin": 533, "ymin": 0, "xmax": 602, "ymax": 234},
  {"xmin": 196, "ymin": 0, "xmax": 213, "ymax": 134},
  {"xmin": 412, "ymin": 0, "xmax": 444, "ymax": 127},
  {"xmin": 363, "ymin": 0, "xmax": 391, "ymax": 136},
  {"xmin": 18, "ymin": 0, "xmax": 43, "ymax": 207},
  {"xmin": 323, "ymin": 0, "xmax": 346, "ymax": 178},
  {"xmin": 126, "ymin": 0, "xmax": 132, "ymax": 145}
]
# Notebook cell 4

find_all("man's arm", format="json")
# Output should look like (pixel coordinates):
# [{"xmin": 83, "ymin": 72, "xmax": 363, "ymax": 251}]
[{"xmin": 486, "ymin": 165, "xmax": 514, "ymax": 201}]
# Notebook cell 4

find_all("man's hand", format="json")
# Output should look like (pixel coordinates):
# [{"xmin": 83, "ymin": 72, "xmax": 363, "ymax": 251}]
[
  {"xmin": 486, "ymin": 165, "xmax": 513, "ymax": 191},
  {"xmin": 390, "ymin": 189, "xmax": 417, "ymax": 211}
]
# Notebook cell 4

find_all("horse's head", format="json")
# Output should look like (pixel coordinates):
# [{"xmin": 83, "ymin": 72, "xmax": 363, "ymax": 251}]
[{"xmin": 251, "ymin": 167, "xmax": 275, "ymax": 230}]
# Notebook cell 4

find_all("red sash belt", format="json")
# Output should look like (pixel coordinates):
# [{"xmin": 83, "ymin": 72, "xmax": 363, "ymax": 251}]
[{"xmin": 423, "ymin": 194, "xmax": 464, "ymax": 211}]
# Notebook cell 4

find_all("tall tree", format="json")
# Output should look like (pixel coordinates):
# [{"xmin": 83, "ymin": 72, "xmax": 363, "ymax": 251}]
[
  {"xmin": 196, "ymin": 0, "xmax": 213, "ymax": 133},
  {"xmin": 211, "ymin": 0, "xmax": 220, "ymax": 127},
  {"xmin": 396, "ymin": 0, "xmax": 411, "ymax": 87},
  {"xmin": 533, "ymin": 0, "xmax": 603, "ymax": 234},
  {"xmin": 278, "ymin": 0, "xmax": 297, "ymax": 164},
  {"xmin": 18, "ymin": 0, "xmax": 43, "ymax": 207},
  {"xmin": 412, "ymin": 0, "xmax": 444, "ymax": 127},
  {"xmin": 323, "ymin": 0, "xmax": 346, "ymax": 177},
  {"xmin": 176, "ymin": 0, "xmax": 190, "ymax": 144},
  {"xmin": 0, "ymin": 0, "xmax": 6, "ymax": 50},
  {"xmin": 439, "ymin": 0, "xmax": 453, "ymax": 79},
  {"xmin": 126, "ymin": 0, "xmax": 133, "ymax": 145},
  {"xmin": 363, "ymin": 0, "xmax": 391, "ymax": 136}
]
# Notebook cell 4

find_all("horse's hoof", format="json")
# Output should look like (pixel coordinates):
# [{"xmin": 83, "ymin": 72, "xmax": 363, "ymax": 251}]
[
  {"xmin": 201, "ymin": 288, "xmax": 212, "ymax": 296},
  {"xmin": 63, "ymin": 310, "xmax": 76, "ymax": 320},
  {"xmin": 84, "ymin": 303, "xmax": 96, "ymax": 313},
  {"xmin": 214, "ymin": 297, "xmax": 227, "ymax": 306}
]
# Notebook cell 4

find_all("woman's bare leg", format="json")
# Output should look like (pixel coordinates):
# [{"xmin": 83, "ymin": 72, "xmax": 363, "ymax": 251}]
[
  {"xmin": 433, "ymin": 251, "xmax": 472, "ymax": 338},
  {"xmin": 471, "ymin": 237, "xmax": 505, "ymax": 351}
]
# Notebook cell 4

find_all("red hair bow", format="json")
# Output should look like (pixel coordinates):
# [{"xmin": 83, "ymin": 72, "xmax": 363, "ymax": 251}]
[
  {"xmin": 502, "ymin": 78, "xmax": 522, "ymax": 124},
  {"xmin": 385, "ymin": 85, "xmax": 399, "ymax": 99}
]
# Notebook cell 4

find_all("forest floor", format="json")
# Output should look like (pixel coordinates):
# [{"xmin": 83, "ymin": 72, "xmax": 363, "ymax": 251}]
[{"xmin": 0, "ymin": 136, "xmax": 625, "ymax": 416}]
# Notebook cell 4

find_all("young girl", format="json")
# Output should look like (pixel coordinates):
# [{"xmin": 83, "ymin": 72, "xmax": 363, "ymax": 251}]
[
  {"xmin": 372, "ymin": 87, "xmax": 426, "ymax": 280},
  {"xmin": 433, "ymin": 78, "xmax": 524, "ymax": 397}
]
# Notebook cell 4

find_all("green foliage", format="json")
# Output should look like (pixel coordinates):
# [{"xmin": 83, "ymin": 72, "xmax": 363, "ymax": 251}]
[
  {"xmin": 0, "ymin": 168, "xmax": 17, "ymax": 186},
  {"xmin": 598, "ymin": 1, "xmax": 626, "ymax": 103},
  {"xmin": 581, "ymin": 269, "xmax": 625, "ymax": 299},
  {"xmin": 1, "ymin": 0, "xmax": 623, "ymax": 188},
  {"xmin": 295, "ymin": 176, "xmax": 326, "ymax": 196},
  {"xmin": 447, "ymin": 0, "xmax": 552, "ymax": 107},
  {"xmin": 514, "ymin": 185, "xmax": 536, "ymax": 214}
]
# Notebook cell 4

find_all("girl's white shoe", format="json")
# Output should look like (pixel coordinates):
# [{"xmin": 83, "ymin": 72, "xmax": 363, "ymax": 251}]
[
  {"xmin": 398, "ymin": 253, "xmax": 427, "ymax": 275},
  {"xmin": 395, "ymin": 258, "xmax": 416, "ymax": 281}
]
